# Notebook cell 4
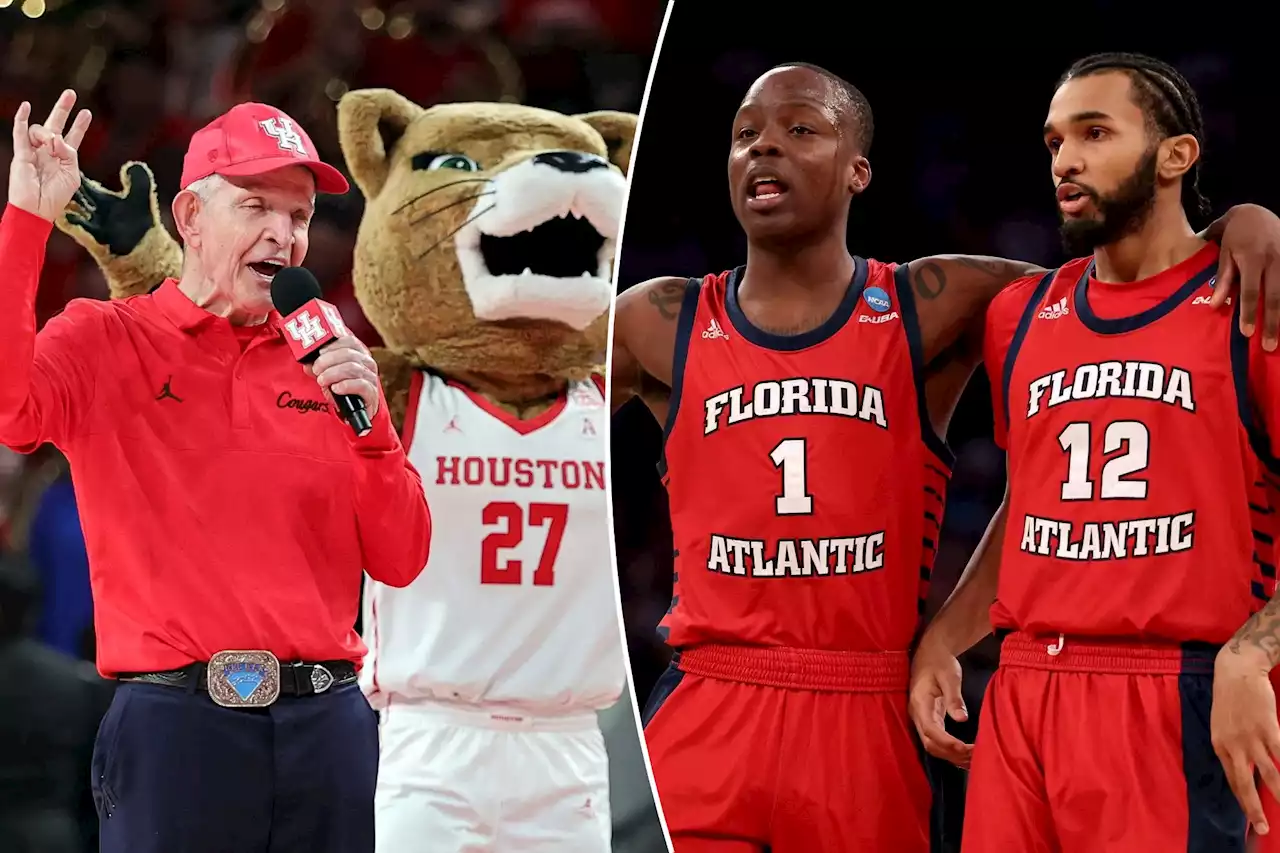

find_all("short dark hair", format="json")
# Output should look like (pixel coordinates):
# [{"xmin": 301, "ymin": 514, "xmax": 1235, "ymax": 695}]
[
  {"xmin": 770, "ymin": 62, "xmax": 874, "ymax": 154},
  {"xmin": 1058, "ymin": 52, "xmax": 1210, "ymax": 219}
]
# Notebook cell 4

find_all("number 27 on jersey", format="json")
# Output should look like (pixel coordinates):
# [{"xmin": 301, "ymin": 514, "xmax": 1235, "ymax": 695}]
[{"xmin": 480, "ymin": 501, "xmax": 569, "ymax": 586}]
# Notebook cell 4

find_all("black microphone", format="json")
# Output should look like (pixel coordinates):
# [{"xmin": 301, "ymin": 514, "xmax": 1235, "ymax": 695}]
[{"xmin": 271, "ymin": 267, "xmax": 374, "ymax": 438}]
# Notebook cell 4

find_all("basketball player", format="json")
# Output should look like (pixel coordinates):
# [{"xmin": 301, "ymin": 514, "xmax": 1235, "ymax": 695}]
[
  {"xmin": 908, "ymin": 53, "xmax": 1280, "ymax": 852},
  {"xmin": 612, "ymin": 62, "xmax": 1280, "ymax": 851}
]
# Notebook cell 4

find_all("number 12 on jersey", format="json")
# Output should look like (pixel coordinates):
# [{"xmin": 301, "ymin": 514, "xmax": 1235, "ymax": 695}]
[
  {"xmin": 1058, "ymin": 420, "xmax": 1150, "ymax": 500},
  {"xmin": 480, "ymin": 501, "xmax": 569, "ymax": 586}
]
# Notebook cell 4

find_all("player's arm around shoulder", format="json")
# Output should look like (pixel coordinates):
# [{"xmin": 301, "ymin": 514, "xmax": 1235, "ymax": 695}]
[
  {"xmin": 905, "ymin": 256, "xmax": 1047, "ymax": 365},
  {"xmin": 906, "ymin": 257, "xmax": 1046, "ymax": 441},
  {"xmin": 610, "ymin": 275, "xmax": 686, "ymax": 419}
]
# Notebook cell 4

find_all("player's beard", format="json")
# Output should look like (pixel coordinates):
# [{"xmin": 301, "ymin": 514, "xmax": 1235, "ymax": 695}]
[{"xmin": 1059, "ymin": 146, "xmax": 1159, "ymax": 257}]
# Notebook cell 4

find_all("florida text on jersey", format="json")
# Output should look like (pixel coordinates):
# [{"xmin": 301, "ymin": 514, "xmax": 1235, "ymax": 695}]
[
  {"xmin": 988, "ymin": 244, "xmax": 1280, "ymax": 643},
  {"xmin": 659, "ymin": 259, "xmax": 953, "ymax": 651}
]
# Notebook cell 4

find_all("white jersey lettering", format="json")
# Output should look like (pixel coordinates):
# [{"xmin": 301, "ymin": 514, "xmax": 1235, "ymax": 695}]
[
  {"xmin": 705, "ymin": 532, "xmax": 886, "ymax": 577},
  {"xmin": 1026, "ymin": 360, "xmax": 1196, "ymax": 419},
  {"xmin": 1018, "ymin": 511, "xmax": 1196, "ymax": 560},
  {"xmin": 703, "ymin": 377, "xmax": 888, "ymax": 436}
]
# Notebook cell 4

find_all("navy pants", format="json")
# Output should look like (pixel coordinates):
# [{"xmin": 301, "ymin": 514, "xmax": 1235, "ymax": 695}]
[{"xmin": 91, "ymin": 681, "xmax": 379, "ymax": 853}]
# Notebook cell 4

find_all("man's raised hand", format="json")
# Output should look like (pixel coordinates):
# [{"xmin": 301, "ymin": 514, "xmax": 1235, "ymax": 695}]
[{"xmin": 9, "ymin": 90, "xmax": 93, "ymax": 223}]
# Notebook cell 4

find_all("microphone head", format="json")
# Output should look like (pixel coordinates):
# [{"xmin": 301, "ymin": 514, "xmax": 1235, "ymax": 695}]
[{"xmin": 270, "ymin": 266, "xmax": 324, "ymax": 316}]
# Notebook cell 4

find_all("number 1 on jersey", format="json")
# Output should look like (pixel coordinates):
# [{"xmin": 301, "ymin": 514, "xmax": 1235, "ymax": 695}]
[
  {"xmin": 771, "ymin": 438, "xmax": 814, "ymax": 515},
  {"xmin": 1058, "ymin": 420, "xmax": 1150, "ymax": 500}
]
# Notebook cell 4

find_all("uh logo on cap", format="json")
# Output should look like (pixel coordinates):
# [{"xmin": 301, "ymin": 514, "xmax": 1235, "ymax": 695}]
[{"xmin": 258, "ymin": 116, "xmax": 308, "ymax": 156}]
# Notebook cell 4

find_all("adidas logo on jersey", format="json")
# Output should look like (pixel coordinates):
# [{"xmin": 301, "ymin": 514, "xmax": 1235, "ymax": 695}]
[
  {"xmin": 1037, "ymin": 297, "xmax": 1069, "ymax": 320},
  {"xmin": 702, "ymin": 319, "xmax": 729, "ymax": 340}
]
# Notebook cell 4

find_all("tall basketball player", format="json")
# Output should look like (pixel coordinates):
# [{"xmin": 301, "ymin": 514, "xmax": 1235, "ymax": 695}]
[
  {"xmin": 909, "ymin": 52, "xmax": 1280, "ymax": 853},
  {"xmin": 612, "ymin": 61, "xmax": 1280, "ymax": 852}
]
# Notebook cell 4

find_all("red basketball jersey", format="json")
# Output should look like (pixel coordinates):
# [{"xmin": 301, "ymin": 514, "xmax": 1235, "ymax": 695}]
[
  {"xmin": 658, "ymin": 258, "xmax": 953, "ymax": 652},
  {"xmin": 986, "ymin": 243, "xmax": 1280, "ymax": 643}
]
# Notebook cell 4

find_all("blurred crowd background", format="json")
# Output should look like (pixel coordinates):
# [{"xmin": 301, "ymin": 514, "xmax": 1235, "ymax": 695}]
[
  {"xmin": 0, "ymin": 1, "xmax": 664, "ymax": 851},
  {"xmin": 611, "ymin": 4, "xmax": 1280, "ymax": 850}
]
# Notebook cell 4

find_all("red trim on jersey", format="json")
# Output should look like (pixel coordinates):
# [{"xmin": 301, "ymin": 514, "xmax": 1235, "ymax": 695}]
[
  {"xmin": 401, "ymin": 370, "xmax": 425, "ymax": 449},
  {"xmin": 445, "ymin": 379, "xmax": 569, "ymax": 435},
  {"xmin": 590, "ymin": 373, "xmax": 605, "ymax": 397}
]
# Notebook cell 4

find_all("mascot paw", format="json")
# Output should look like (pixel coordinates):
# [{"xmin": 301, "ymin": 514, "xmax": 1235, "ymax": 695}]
[
  {"xmin": 60, "ymin": 162, "xmax": 156, "ymax": 256},
  {"xmin": 57, "ymin": 162, "xmax": 184, "ymax": 300}
]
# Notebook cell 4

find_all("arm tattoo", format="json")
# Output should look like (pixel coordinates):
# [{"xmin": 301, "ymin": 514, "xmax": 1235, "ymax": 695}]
[
  {"xmin": 911, "ymin": 262, "xmax": 947, "ymax": 300},
  {"xmin": 647, "ymin": 279, "xmax": 685, "ymax": 321},
  {"xmin": 1229, "ymin": 601, "xmax": 1280, "ymax": 667},
  {"xmin": 912, "ymin": 256, "xmax": 1046, "ymax": 304}
]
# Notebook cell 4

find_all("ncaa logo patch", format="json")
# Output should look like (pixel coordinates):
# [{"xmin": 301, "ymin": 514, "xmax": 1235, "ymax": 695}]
[{"xmin": 863, "ymin": 286, "xmax": 891, "ymax": 313}]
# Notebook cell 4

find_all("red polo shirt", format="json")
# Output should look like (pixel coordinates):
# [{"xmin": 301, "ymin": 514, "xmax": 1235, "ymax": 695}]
[{"xmin": 0, "ymin": 205, "xmax": 431, "ymax": 677}]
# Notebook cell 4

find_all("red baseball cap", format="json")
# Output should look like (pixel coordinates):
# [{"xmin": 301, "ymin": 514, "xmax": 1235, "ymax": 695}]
[{"xmin": 180, "ymin": 102, "xmax": 349, "ymax": 195}]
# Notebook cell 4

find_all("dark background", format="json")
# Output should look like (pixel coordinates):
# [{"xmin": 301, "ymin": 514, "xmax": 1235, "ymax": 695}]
[
  {"xmin": 610, "ymin": 5, "xmax": 1280, "ymax": 848},
  {"xmin": 0, "ymin": 1, "xmax": 665, "ymax": 851}
]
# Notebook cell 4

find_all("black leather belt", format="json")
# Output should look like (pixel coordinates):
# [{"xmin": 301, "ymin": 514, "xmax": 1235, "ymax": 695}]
[{"xmin": 118, "ymin": 659, "xmax": 357, "ymax": 701}]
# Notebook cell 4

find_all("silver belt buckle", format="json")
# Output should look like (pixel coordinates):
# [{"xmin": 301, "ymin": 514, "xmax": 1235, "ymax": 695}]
[
  {"xmin": 207, "ymin": 650, "xmax": 281, "ymax": 708},
  {"xmin": 309, "ymin": 663, "xmax": 334, "ymax": 694}
]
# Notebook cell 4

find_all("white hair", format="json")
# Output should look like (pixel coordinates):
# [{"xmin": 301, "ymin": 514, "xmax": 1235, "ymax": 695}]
[{"xmin": 185, "ymin": 173, "xmax": 231, "ymax": 202}]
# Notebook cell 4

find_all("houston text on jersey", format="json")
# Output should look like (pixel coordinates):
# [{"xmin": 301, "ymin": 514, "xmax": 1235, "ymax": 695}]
[
  {"xmin": 435, "ymin": 455, "xmax": 606, "ymax": 490},
  {"xmin": 703, "ymin": 377, "xmax": 888, "ymax": 436}
]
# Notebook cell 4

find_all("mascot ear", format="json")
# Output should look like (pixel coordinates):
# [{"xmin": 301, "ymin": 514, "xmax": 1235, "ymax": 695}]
[
  {"xmin": 337, "ymin": 88, "xmax": 426, "ymax": 200},
  {"xmin": 575, "ymin": 111, "xmax": 639, "ymax": 177}
]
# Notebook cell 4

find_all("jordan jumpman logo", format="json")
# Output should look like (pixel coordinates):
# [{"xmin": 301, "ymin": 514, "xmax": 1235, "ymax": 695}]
[{"xmin": 156, "ymin": 376, "xmax": 183, "ymax": 403}]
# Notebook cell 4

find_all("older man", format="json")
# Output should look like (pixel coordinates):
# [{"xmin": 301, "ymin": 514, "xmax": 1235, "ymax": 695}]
[{"xmin": 0, "ymin": 91, "xmax": 431, "ymax": 853}]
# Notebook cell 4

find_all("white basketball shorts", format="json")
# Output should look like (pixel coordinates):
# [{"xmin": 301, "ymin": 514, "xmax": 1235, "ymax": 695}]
[{"xmin": 374, "ymin": 699, "xmax": 611, "ymax": 852}]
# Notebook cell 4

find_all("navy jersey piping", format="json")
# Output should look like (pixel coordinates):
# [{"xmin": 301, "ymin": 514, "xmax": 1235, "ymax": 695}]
[
  {"xmin": 892, "ymin": 264, "xmax": 956, "ymax": 470},
  {"xmin": 656, "ymin": 278, "xmax": 703, "ymax": 479},
  {"xmin": 1229, "ymin": 297, "xmax": 1280, "ymax": 477},
  {"xmin": 999, "ymin": 269, "xmax": 1060, "ymax": 438},
  {"xmin": 1074, "ymin": 257, "xmax": 1217, "ymax": 335},
  {"xmin": 724, "ymin": 257, "xmax": 869, "ymax": 352}
]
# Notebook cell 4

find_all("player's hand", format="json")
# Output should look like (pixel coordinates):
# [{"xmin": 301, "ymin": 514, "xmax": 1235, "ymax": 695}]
[
  {"xmin": 9, "ymin": 90, "xmax": 93, "ymax": 223},
  {"xmin": 1212, "ymin": 643, "xmax": 1280, "ymax": 836},
  {"xmin": 1210, "ymin": 203, "xmax": 1280, "ymax": 352},
  {"xmin": 909, "ymin": 640, "xmax": 973, "ymax": 768},
  {"xmin": 310, "ymin": 335, "xmax": 381, "ymax": 419}
]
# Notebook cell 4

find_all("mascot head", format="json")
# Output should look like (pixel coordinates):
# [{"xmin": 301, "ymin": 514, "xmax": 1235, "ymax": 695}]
[{"xmin": 336, "ymin": 91, "xmax": 636, "ymax": 390}]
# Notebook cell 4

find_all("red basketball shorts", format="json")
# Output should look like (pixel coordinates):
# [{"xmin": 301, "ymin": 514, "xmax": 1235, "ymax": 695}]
[
  {"xmin": 962, "ymin": 632, "xmax": 1246, "ymax": 853},
  {"xmin": 641, "ymin": 644, "xmax": 932, "ymax": 853}
]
